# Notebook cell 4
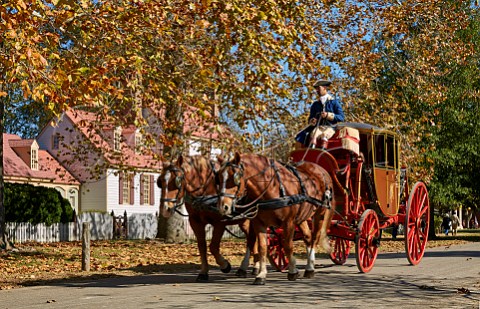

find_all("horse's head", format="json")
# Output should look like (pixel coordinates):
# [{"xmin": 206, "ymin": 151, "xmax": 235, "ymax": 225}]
[
  {"xmin": 157, "ymin": 156, "xmax": 186, "ymax": 218},
  {"xmin": 217, "ymin": 152, "xmax": 246, "ymax": 216}
]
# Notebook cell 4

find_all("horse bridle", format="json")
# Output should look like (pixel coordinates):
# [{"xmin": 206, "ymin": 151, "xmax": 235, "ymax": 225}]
[
  {"xmin": 158, "ymin": 165, "xmax": 186, "ymax": 212},
  {"xmin": 158, "ymin": 159, "xmax": 220, "ymax": 214},
  {"xmin": 217, "ymin": 161, "xmax": 246, "ymax": 214}
]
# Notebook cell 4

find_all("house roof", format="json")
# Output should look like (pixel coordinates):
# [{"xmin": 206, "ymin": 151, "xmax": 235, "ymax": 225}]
[
  {"xmin": 63, "ymin": 109, "xmax": 162, "ymax": 170},
  {"xmin": 146, "ymin": 104, "xmax": 233, "ymax": 141},
  {"xmin": 3, "ymin": 133, "xmax": 80, "ymax": 185},
  {"xmin": 9, "ymin": 139, "xmax": 35, "ymax": 148},
  {"xmin": 47, "ymin": 105, "xmax": 234, "ymax": 175}
]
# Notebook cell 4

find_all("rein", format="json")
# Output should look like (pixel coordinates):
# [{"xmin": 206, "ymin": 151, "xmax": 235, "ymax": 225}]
[
  {"xmin": 219, "ymin": 158, "xmax": 278, "ymax": 211},
  {"xmin": 187, "ymin": 159, "xmax": 217, "ymax": 197},
  {"xmin": 160, "ymin": 165, "xmax": 186, "ymax": 212},
  {"xmin": 220, "ymin": 156, "xmax": 333, "ymax": 220},
  {"xmin": 160, "ymin": 158, "xmax": 220, "ymax": 215}
]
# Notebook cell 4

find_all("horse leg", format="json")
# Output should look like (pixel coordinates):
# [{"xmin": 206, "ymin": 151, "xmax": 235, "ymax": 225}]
[
  {"xmin": 189, "ymin": 219, "xmax": 209, "ymax": 282},
  {"xmin": 313, "ymin": 199, "xmax": 336, "ymax": 254},
  {"xmin": 299, "ymin": 220, "xmax": 316, "ymax": 279},
  {"xmin": 251, "ymin": 236, "xmax": 260, "ymax": 276},
  {"xmin": 253, "ymin": 225, "xmax": 268, "ymax": 285},
  {"xmin": 210, "ymin": 224, "xmax": 231, "ymax": 274},
  {"xmin": 237, "ymin": 220, "xmax": 259, "ymax": 277},
  {"xmin": 284, "ymin": 221, "xmax": 299, "ymax": 281},
  {"xmin": 322, "ymin": 199, "xmax": 336, "ymax": 252}
]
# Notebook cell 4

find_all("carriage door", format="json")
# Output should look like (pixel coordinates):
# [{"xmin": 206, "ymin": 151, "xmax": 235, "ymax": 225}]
[{"xmin": 373, "ymin": 134, "xmax": 399, "ymax": 216}]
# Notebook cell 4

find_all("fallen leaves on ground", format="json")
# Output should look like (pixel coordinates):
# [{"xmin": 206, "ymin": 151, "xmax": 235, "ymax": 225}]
[{"xmin": 0, "ymin": 237, "xmax": 471, "ymax": 290}]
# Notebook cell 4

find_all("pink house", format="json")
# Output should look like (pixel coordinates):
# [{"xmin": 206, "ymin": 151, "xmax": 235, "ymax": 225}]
[
  {"xmin": 3, "ymin": 133, "xmax": 80, "ymax": 212},
  {"xmin": 37, "ymin": 109, "xmax": 162, "ymax": 216},
  {"xmin": 34, "ymin": 105, "xmax": 231, "ymax": 217}
]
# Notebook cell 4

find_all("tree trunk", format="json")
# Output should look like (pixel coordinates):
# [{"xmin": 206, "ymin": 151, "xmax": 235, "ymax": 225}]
[
  {"xmin": 157, "ymin": 210, "xmax": 188, "ymax": 244},
  {"xmin": 429, "ymin": 204, "xmax": 437, "ymax": 240},
  {"xmin": 156, "ymin": 82, "xmax": 187, "ymax": 242},
  {"xmin": 0, "ymin": 98, "xmax": 12, "ymax": 249}
]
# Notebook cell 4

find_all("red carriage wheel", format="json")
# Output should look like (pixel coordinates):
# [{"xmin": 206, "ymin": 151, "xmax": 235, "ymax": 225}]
[
  {"xmin": 329, "ymin": 237, "xmax": 351, "ymax": 265},
  {"xmin": 404, "ymin": 182, "xmax": 430, "ymax": 265},
  {"xmin": 355, "ymin": 209, "xmax": 380, "ymax": 273},
  {"xmin": 267, "ymin": 228, "xmax": 289, "ymax": 272}
]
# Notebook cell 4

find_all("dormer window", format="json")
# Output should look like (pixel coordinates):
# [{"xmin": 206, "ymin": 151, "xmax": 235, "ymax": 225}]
[
  {"xmin": 135, "ymin": 130, "xmax": 143, "ymax": 153},
  {"xmin": 114, "ymin": 127, "xmax": 122, "ymax": 151},
  {"xmin": 31, "ymin": 149, "xmax": 38, "ymax": 170}
]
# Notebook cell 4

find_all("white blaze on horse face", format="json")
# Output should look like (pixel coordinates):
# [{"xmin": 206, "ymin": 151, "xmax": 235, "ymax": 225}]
[
  {"xmin": 218, "ymin": 168, "xmax": 234, "ymax": 216},
  {"xmin": 162, "ymin": 170, "xmax": 176, "ymax": 210}
]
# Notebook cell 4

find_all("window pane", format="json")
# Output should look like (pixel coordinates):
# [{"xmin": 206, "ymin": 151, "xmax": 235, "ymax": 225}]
[
  {"xmin": 374, "ymin": 135, "xmax": 386, "ymax": 167},
  {"xmin": 143, "ymin": 176, "xmax": 150, "ymax": 205}
]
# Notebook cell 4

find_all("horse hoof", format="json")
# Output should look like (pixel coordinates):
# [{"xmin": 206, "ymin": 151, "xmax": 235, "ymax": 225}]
[
  {"xmin": 196, "ymin": 274, "xmax": 209, "ymax": 282},
  {"xmin": 253, "ymin": 278, "xmax": 266, "ymax": 285},
  {"xmin": 303, "ymin": 270, "xmax": 315, "ymax": 279},
  {"xmin": 287, "ymin": 272, "xmax": 299, "ymax": 281},
  {"xmin": 251, "ymin": 268, "xmax": 259, "ymax": 276},
  {"xmin": 236, "ymin": 268, "xmax": 247, "ymax": 278},
  {"xmin": 221, "ymin": 262, "xmax": 232, "ymax": 273}
]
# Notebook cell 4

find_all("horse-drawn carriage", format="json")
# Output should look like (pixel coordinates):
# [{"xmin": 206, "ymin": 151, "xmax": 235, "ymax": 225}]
[
  {"xmin": 266, "ymin": 122, "xmax": 430, "ymax": 273},
  {"xmin": 159, "ymin": 121, "xmax": 430, "ymax": 284}
]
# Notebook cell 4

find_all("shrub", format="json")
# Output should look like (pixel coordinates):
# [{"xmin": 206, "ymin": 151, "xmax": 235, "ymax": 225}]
[{"xmin": 4, "ymin": 183, "xmax": 74, "ymax": 225}]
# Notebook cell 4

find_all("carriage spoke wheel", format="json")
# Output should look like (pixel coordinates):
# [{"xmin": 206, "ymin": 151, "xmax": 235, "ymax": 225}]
[
  {"xmin": 267, "ymin": 228, "xmax": 289, "ymax": 272},
  {"xmin": 329, "ymin": 237, "xmax": 351, "ymax": 265},
  {"xmin": 404, "ymin": 182, "xmax": 430, "ymax": 265},
  {"xmin": 355, "ymin": 209, "xmax": 380, "ymax": 273}
]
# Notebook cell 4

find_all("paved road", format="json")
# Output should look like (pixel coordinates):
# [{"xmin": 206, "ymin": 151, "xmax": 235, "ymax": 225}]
[{"xmin": 1, "ymin": 242, "xmax": 479, "ymax": 309}]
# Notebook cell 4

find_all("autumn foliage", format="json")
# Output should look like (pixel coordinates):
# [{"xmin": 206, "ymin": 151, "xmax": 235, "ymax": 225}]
[{"xmin": 1, "ymin": 0, "xmax": 479, "ymax": 231}]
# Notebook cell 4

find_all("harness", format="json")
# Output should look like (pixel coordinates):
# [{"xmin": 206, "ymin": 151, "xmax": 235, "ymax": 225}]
[
  {"xmin": 185, "ymin": 194, "xmax": 219, "ymax": 213},
  {"xmin": 221, "ymin": 158, "xmax": 332, "ymax": 220},
  {"xmin": 255, "ymin": 162, "xmax": 331, "ymax": 210},
  {"xmin": 160, "ymin": 158, "xmax": 246, "ymax": 238},
  {"xmin": 160, "ymin": 160, "xmax": 221, "ymax": 216}
]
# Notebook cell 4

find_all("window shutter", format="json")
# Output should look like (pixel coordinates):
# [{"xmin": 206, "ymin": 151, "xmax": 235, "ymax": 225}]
[
  {"xmin": 119, "ymin": 172, "xmax": 124, "ymax": 204},
  {"xmin": 149, "ymin": 175, "xmax": 155, "ymax": 205},
  {"xmin": 129, "ymin": 174, "xmax": 135, "ymax": 205},
  {"xmin": 139, "ymin": 174, "xmax": 144, "ymax": 205}
]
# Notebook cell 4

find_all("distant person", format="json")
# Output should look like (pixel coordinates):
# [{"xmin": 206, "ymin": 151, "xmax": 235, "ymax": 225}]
[
  {"xmin": 441, "ymin": 214, "xmax": 452, "ymax": 236},
  {"xmin": 451, "ymin": 213, "xmax": 460, "ymax": 236},
  {"xmin": 295, "ymin": 79, "xmax": 345, "ymax": 150}
]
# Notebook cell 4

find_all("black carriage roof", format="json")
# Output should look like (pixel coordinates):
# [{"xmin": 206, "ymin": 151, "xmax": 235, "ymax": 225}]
[{"xmin": 336, "ymin": 122, "xmax": 397, "ymax": 137}]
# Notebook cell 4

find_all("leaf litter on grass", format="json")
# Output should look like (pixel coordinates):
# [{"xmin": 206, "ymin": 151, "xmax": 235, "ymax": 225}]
[{"xmin": 0, "ymin": 237, "xmax": 472, "ymax": 290}]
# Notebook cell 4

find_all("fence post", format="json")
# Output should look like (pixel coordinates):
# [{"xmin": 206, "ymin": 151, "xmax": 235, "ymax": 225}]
[
  {"xmin": 73, "ymin": 210, "xmax": 78, "ymax": 241},
  {"xmin": 82, "ymin": 222, "xmax": 90, "ymax": 271},
  {"xmin": 111, "ymin": 211, "xmax": 116, "ymax": 239},
  {"xmin": 123, "ymin": 210, "xmax": 128, "ymax": 239}
]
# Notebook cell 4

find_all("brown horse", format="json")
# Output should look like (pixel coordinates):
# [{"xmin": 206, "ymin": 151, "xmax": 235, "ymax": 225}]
[
  {"xmin": 158, "ymin": 155, "xmax": 258, "ymax": 282},
  {"xmin": 217, "ymin": 152, "xmax": 335, "ymax": 285}
]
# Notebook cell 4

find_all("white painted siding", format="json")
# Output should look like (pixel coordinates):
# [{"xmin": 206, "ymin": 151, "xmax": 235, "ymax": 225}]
[
  {"xmin": 106, "ymin": 169, "xmax": 161, "ymax": 216},
  {"xmin": 80, "ymin": 177, "xmax": 107, "ymax": 212}
]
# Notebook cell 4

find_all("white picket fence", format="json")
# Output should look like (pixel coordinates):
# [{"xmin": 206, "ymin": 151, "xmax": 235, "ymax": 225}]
[
  {"xmin": 5, "ymin": 216, "xmax": 245, "ymax": 244},
  {"xmin": 6, "ymin": 222, "xmax": 79, "ymax": 243}
]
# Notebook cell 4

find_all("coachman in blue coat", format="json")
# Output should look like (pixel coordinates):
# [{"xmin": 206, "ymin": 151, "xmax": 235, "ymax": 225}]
[{"xmin": 295, "ymin": 79, "xmax": 345, "ymax": 149}]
